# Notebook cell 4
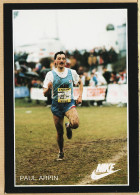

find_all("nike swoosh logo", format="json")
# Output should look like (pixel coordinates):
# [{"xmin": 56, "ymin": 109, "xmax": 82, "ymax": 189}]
[{"xmin": 91, "ymin": 169, "xmax": 121, "ymax": 180}]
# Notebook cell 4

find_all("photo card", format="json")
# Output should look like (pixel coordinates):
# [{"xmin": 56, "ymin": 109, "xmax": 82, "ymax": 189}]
[{"xmin": 3, "ymin": 2, "xmax": 139, "ymax": 194}]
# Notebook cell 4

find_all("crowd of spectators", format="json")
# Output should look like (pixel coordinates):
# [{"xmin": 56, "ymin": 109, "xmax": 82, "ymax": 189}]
[{"xmin": 14, "ymin": 46, "xmax": 127, "ymax": 90}]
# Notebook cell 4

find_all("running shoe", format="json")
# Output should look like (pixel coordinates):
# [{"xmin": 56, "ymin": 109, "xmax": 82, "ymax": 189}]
[
  {"xmin": 57, "ymin": 152, "xmax": 64, "ymax": 161},
  {"xmin": 65, "ymin": 122, "xmax": 72, "ymax": 139}
]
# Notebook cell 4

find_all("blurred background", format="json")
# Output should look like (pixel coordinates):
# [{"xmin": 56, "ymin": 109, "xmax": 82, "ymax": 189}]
[{"xmin": 13, "ymin": 9, "xmax": 127, "ymax": 107}]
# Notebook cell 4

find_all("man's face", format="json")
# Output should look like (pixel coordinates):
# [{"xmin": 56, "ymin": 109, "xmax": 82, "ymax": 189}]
[{"xmin": 55, "ymin": 54, "xmax": 66, "ymax": 69}]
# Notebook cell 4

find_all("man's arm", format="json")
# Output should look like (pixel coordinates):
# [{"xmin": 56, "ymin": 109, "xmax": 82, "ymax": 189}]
[
  {"xmin": 43, "ymin": 71, "xmax": 53, "ymax": 97},
  {"xmin": 43, "ymin": 82, "xmax": 52, "ymax": 97},
  {"xmin": 76, "ymin": 78, "xmax": 83, "ymax": 104}
]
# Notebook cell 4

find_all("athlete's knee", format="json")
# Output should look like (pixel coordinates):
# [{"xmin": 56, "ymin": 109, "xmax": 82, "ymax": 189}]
[
  {"xmin": 70, "ymin": 120, "xmax": 79, "ymax": 129},
  {"xmin": 55, "ymin": 123, "xmax": 63, "ymax": 135}
]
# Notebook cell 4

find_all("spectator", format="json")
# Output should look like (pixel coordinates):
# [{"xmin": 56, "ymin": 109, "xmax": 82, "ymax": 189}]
[
  {"xmin": 77, "ymin": 66, "xmax": 84, "ymax": 76},
  {"xmin": 70, "ymin": 55, "xmax": 79, "ymax": 72},
  {"xmin": 15, "ymin": 61, "xmax": 21, "ymax": 71},
  {"xmin": 94, "ymin": 71, "xmax": 107, "ymax": 86},
  {"xmin": 65, "ymin": 58, "xmax": 71, "ymax": 68},
  {"xmin": 99, "ymin": 47, "xmax": 109, "ymax": 65},
  {"xmin": 102, "ymin": 67, "xmax": 111, "ymax": 84},
  {"xmin": 88, "ymin": 53, "xmax": 98, "ymax": 72},
  {"xmin": 110, "ymin": 71, "xmax": 118, "ymax": 84},
  {"xmin": 73, "ymin": 49, "xmax": 82, "ymax": 62},
  {"xmin": 77, "ymin": 66, "xmax": 86, "ymax": 86},
  {"xmin": 89, "ymin": 69, "xmax": 98, "ymax": 87},
  {"xmin": 34, "ymin": 62, "xmax": 42, "ymax": 74},
  {"xmin": 83, "ymin": 72, "xmax": 90, "ymax": 86},
  {"xmin": 31, "ymin": 78, "xmax": 42, "ymax": 88},
  {"xmin": 81, "ymin": 50, "xmax": 90, "ymax": 69},
  {"xmin": 118, "ymin": 69, "xmax": 127, "ymax": 84},
  {"xmin": 50, "ymin": 61, "xmax": 55, "ymax": 70},
  {"xmin": 108, "ymin": 47, "xmax": 118, "ymax": 63},
  {"xmin": 89, "ymin": 69, "xmax": 107, "ymax": 107}
]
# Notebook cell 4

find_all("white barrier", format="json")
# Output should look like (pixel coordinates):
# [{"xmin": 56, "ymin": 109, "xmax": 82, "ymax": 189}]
[
  {"xmin": 30, "ymin": 86, "xmax": 107, "ymax": 101},
  {"xmin": 30, "ymin": 88, "xmax": 47, "ymax": 101},
  {"xmin": 30, "ymin": 84, "xmax": 127, "ymax": 104},
  {"xmin": 106, "ymin": 84, "xmax": 127, "ymax": 104}
]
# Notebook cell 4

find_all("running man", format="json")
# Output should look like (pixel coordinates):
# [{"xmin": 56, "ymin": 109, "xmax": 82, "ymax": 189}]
[{"xmin": 43, "ymin": 51, "xmax": 83, "ymax": 160}]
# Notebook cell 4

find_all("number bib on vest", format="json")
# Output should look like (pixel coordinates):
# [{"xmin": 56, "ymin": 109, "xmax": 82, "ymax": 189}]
[{"xmin": 58, "ymin": 88, "xmax": 71, "ymax": 103}]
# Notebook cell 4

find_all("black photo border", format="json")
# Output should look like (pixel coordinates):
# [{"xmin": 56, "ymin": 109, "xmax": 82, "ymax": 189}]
[{"xmin": 4, "ymin": 2, "xmax": 139, "ymax": 193}]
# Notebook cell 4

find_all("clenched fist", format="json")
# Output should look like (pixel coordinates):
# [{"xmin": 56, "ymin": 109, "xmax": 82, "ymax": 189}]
[
  {"xmin": 76, "ymin": 95, "xmax": 82, "ymax": 105},
  {"xmin": 48, "ymin": 81, "xmax": 53, "ymax": 89}
]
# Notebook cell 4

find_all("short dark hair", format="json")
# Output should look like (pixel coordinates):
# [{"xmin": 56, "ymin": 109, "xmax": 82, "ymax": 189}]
[{"xmin": 54, "ymin": 51, "xmax": 66, "ymax": 60}]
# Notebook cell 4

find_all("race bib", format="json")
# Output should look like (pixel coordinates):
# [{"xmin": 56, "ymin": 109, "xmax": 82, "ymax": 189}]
[{"xmin": 58, "ymin": 88, "xmax": 71, "ymax": 103}]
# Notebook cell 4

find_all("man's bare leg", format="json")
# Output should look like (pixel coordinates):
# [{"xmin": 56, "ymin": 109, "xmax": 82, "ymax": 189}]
[
  {"xmin": 65, "ymin": 108, "xmax": 79, "ymax": 129},
  {"xmin": 53, "ymin": 115, "xmax": 64, "ymax": 156},
  {"xmin": 65, "ymin": 108, "xmax": 79, "ymax": 139}
]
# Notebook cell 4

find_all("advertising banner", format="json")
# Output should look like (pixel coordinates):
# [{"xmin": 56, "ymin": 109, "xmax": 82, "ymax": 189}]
[
  {"xmin": 16, "ymin": 85, "xmax": 127, "ymax": 103},
  {"xmin": 73, "ymin": 86, "xmax": 107, "ymax": 101},
  {"xmin": 14, "ymin": 86, "xmax": 29, "ymax": 98}
]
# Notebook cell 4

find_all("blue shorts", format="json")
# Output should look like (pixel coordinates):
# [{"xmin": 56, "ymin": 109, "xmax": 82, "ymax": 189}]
[{"xmin": 51, "ymin": 99, "xmax": 76, "ymax": 118}]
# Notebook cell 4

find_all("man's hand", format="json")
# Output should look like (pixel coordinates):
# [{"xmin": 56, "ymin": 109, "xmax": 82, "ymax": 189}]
[
  {"xmin": 43, "ymin": 82, "xmax": 53, "ymax": 97},
  {"xmin": 76, "ymin": 95, "xmax": 82, "ymax": 104},
  {"xmin": 48, "ymin": 81, "xmax": 53, "ymax": 89}
]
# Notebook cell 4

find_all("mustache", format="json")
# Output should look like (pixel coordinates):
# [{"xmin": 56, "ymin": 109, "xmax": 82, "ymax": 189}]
[{"xmin": 60, "ymin": 62, "xmax": 64, "ymax": 64}]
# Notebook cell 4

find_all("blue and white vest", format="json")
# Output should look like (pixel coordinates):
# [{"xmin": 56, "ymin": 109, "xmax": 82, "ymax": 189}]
[{"xmin": 52, "ymin": 69, "xmax": 73, "ymax": 103}]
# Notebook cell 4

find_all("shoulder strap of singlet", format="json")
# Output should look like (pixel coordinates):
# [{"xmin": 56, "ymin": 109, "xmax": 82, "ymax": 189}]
[
  {"xmin": 67, "ymin": 68, "xmax": 73, "ymax": 82},
  {"xmin": 68, "ymin": 68, "xmax": 72, "ymax": 75},
  {"xmin": 52, "ymin": 69, "xmax": 56, "ymax": 77}
]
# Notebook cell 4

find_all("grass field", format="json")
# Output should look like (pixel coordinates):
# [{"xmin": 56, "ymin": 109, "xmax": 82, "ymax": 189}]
[{"xmin": 15, "ymin": 100, "xmax": 128, "ymax": 186}]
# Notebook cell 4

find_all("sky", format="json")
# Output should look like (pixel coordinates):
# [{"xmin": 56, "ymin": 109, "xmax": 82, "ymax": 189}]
[{"xmin": 13, "ymin": 9, "xmax": 127, "ymax": 51}]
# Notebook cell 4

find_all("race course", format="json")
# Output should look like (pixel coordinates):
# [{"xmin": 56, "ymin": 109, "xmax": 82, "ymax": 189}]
[{"xmin": 15, "ymin": 102, "xmax": 128, "ymax": 186}]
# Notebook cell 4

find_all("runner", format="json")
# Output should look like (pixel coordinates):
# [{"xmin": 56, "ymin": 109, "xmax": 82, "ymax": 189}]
[{"xmin": 43, "ymin": 51, "xmax": 83, "ymax": 160}]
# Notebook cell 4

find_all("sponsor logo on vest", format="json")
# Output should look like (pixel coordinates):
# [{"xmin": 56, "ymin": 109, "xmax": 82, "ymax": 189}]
[
  {"xmin": 91, "ymin": 163, "xmax": 121, "ymax": 180},
  {"xmin": 69, "ymin": 80, "xmax": 72, "ymax": 83}
]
